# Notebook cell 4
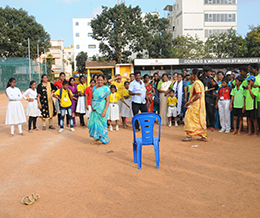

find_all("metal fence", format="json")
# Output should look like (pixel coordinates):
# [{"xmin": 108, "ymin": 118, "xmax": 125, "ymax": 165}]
[{"xmin": 0, "ymin": 57, "xmax": 46, "ymax": 92}]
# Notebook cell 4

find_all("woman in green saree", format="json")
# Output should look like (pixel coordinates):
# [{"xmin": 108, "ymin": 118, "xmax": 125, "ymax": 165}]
[{"xmin": 88, "ymin": 74, "xmax": 111, "ymax": 144}]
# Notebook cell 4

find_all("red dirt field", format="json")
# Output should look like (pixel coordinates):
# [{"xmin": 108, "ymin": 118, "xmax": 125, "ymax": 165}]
[{"xmin": 0, "ymin": 93, "xmax": 259, "ymax": 218}]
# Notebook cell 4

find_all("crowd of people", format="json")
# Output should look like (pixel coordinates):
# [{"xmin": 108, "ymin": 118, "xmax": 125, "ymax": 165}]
[{"xmin": 4, "ymin": 63, "xmax": 260, "ymax": 143}]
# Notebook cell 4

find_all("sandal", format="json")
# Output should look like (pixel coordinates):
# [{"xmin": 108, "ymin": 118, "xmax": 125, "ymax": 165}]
[
  {"xmin": 49, "ymin": 125, "xmax": 55, "ymax": 129},
  {"xmin": 197, "ymin": 137, "xmax": 208, "ymax": 142},
  {"xmin": 21, "ymin": 194, "xmax": 40, "ymax": 206},
  {"xmin": 33, "ymin": 128, "xmax": 39, "ymax": 131},
  {"xmin": 42, "ymin": 126, "xmax": 46, "ymax": 131},
  {"xmin": 32, "ymin": 194, "xmax": 40, "ymax": 201},
  {"xmin": 21, "ymin": 196, "xmax": 33, "ymax": 205},
  {"xmin": 182, "ymin": 136, "xmax": 192, "ymax": 141}
]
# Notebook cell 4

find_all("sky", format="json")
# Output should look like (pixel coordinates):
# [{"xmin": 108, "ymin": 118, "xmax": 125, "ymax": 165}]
[{"xmin": 0, "ymin": 0, "xmax": 259, "ymax": 46}]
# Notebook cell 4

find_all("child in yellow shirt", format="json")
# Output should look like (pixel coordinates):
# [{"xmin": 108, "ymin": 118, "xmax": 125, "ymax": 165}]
[
  {"xmin": 108, "ymin": 85, "xmax": 129, "ymax": 131},
  {"xmin": 167, "ymin": 90, "xmax": 178, "ymax": 126},
  {"xmin": 53, "ymin": 80, "xmax": 75, "ymax": 132}
]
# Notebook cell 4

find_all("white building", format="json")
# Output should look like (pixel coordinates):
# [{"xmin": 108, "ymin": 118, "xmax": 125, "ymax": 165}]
[
  {"xmin": 164, "ymin": 0, "xmax": 237, "ymax": 41},
  {"xmin": 40, "ymin": 40, "xmax": 73, "ymax": 78},
  {"xmin": 49, "ymin": 40, "xmax": 64, "ymax": 77},
  {"xmin": 64, "ymin": 46, "xmax": 74, "ymax": 75},
  {"xmin": 72, "ymin": 18, "xmax": 100, "ymax": 70}
]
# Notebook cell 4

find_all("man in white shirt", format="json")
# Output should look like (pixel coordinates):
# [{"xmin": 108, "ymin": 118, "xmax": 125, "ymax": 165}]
[{"xmin": 129, "ymin": 71, "xmax": 147, "ymax": 131}]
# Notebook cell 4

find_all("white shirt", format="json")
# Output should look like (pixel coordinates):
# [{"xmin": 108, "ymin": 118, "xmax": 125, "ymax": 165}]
[
  {"xmin": 6, "ymin": 87, "xmax": 23, "ymax": 101},
  {"xmin": 22, "ymin": 88, "xmax": 38, "ymax": 100},
  {"xmin": 129, "ymin": 79, "xmax": 146, "ymax": 104}
]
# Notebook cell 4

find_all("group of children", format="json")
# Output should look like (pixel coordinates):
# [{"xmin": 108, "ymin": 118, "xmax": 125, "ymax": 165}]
[
  {"xmin": 108, "ymin": 82, "xmax": 132, "ymax": 131},
  {"xmin": 4, "ymin": 72, "xmax": 135, "ymax": 136},
  {"xmin": 5, "ymin": 76, "xmax": 77, "ymax": 135},
  {"xmin": 67, "ymin": 75, "xmax": 133, "ymax": 132},
  {"xmin": 5, "ymin": 65, "xmax": 260, "ymax": 137},
  {"xmin": 215, "ymin": 74, "xmax": 259, "ymax": 136}
]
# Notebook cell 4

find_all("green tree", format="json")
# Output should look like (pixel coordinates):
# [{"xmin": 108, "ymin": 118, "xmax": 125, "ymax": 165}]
[
  {"xmin": 70, "ymin": 61, "xmax": 75, "ymax": 72},
  {"xmin": 205, "ymin": 29, "xmax": 247, "ymax": 58},
  {"xmin": 90, "ymin": 55, "xmax": 109, "ymax": 62},
  {"xmin": 76, "ymin": 51, "xmax": 88, "ymax": 73},
  {"xmin": 143, "ymin": 13, "xmax": 173, "ymax": 58},
  {"xmin": 171, "ymin": 35, "xmax": 209, "ymax": 58},
  {"xmin": 91, "ymin": 4, "xmax": 145, "ymax": 63},
  {"xmin": 45, "ymin": 54, "xmax": 53, "ymax": 80},
  {"xmin": 0, "ymin": 6, "xmax": 51, "ymax": 58},
  {"xmin": 245, "ymin": 25, "xmax": 260, "ymax": 57}
]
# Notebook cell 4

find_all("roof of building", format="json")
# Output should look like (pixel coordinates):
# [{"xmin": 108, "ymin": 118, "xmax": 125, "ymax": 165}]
[
  {"xmin": 163, "ymin": 5, "xmax": 173, "ymax": 11},
  {"xmin": 85, "ymin": 61, "xmax": 116, "ymax": 69}
]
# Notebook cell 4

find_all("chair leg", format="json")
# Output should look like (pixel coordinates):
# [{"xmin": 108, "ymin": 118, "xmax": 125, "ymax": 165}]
[
  {"xmin": 133, "ymin": 143, "xmax": 137, "ymax": 164},
  {"xmin": 154, "ymin": 144, "xmax": 160, "ymax": 169},
  {"xmin": 137, "ymin": 144, "xmax": 142, "ymax": 170}
]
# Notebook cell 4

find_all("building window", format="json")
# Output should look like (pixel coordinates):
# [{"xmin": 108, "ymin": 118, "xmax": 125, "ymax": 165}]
[
  {"xmin": 184, "ymin": 28, "xmax": 203, "ymax": 31},
  {"xmin": 76, "ymin": 45, "xmax": 80, "ymax": 49},
  {"xmin": 88, "ymin": 45, "xmax": 96, "ymax": 49},
  {"xmin": 75, "ymin": 22, "xmax": 79, "ymax": 26},
  {"xmin": 177, "ymin": 4, "xmax": 179, "ymax": 11},
  {"xmin": 88, "ymin": 33, "xmax": 93, "ymax": 37},
  {"xmin": 76, "ymin": 33, "xmax": 79, "ymax": 37},
  {"xmin": 177, "ymin": 19, "xmax": 179, "ymax": 26},
  {"xmin": 205, "ymin": 0, "xmax": 236, "ymax": 4},
  {"xmin": 205, "ymin": 29, "xmax": 230, "ymax": 38},
  {"xmin": 205, "ymin": 13, "xmax": 236, "ymax": 22},
  {"xmin": 208, "ymin": 14, "xmax": 213, "ymax": 22}
]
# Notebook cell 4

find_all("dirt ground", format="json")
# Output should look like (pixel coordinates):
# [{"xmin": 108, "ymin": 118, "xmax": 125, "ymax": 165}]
[{"xmin": 0, "ymin": 93, "xmax": 259, "ymax": 218}]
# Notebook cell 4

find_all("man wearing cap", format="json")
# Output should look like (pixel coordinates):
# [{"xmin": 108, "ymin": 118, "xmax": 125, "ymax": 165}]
[
  {"xmin": 199, "ymin": 66, "xmax": 218, "ymax": 131},
  {"xmin": 226, "ymin": 71, "xmax": 232, "ymax": 80},
  {"xmin": 243, "ymin": 75, "xmax": 259, "ymax": 136}
]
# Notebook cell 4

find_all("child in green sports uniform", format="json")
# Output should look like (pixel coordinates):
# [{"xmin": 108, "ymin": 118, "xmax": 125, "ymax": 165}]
[
  {"xmin": 243, "ymin": 75, "xmax": 259, "ymax": 137},
  {"xmin": 229, "ymin": 76, "xmax": 244, "ymax": 135}
]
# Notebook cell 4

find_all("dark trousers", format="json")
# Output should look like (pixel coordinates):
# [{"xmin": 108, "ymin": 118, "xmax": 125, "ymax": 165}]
[
  {"xmin": 58, "ymin": 114, "xmax": 69, "ymax": 126},
  {"xmin": 79, "ymin": 114, "xmax": 85, "ymax": 126},
  {"xmin": 28, "ymin": 116, "xmax": 37, "ymax": 130},
  {"xmin": 205, "ymin": 97, "xmax": 215, "ymax": 128},
  {"xmin": 132, "ymin": 102, "xmax": 147, "ymax": 130}
]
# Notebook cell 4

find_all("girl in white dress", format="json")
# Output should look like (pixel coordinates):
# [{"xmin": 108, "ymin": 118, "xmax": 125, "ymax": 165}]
[
  {"xmin": 22, "ymin": 81, "xmax": 41, "ymax": 132},
  {"xmin": 108, "ymin": 85, "xmax": 129, "ymax": 131},
  {"xmin": 5, "ymin": 78, "xmax": 26, "ymax": 136}
]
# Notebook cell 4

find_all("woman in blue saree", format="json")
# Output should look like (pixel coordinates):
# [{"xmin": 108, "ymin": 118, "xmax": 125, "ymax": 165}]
[{"xmin": 88, "ymin": 74, "xmax": 111, "ymax": 144}]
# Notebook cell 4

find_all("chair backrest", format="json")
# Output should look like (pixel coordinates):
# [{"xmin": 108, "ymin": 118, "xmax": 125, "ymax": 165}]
[{"xmin": 132, "ymin": 113, "xmax": 161, "ymax": 145}]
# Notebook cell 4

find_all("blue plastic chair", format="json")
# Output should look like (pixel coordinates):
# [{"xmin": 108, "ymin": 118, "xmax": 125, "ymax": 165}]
[{"xmin": 132, "ymin": 113, "xmax": 161, "ymax": 170}]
